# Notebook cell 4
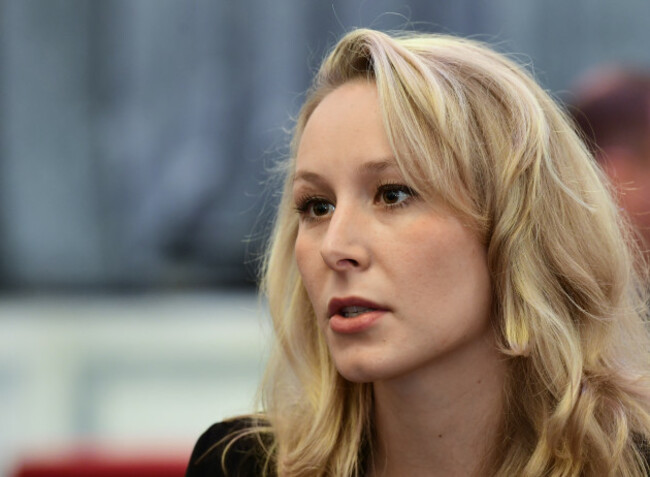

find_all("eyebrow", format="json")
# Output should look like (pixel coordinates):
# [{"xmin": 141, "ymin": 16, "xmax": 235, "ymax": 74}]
[{"xmin": 293, "ymin": 158, "xmax": 398, "ymax": 184}]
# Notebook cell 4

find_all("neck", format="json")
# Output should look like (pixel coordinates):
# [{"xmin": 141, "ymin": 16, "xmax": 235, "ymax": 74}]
[{"xmin": 369, "ymin": 335, "xmax": 506, "ymax": 477}]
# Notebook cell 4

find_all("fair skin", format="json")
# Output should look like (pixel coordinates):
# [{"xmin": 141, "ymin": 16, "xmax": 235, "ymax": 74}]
[{"xmin": 293, "ymin": 79, "xmax": 506, "ymax": 476}]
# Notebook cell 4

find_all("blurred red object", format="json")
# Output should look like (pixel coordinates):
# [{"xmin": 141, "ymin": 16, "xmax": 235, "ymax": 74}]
[{"xmin": 13, "ymin": 454, "xmax": 187, "ymax": 477}]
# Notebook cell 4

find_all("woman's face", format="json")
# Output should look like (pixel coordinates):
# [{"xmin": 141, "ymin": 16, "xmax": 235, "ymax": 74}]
[{"xmin": 293, "ymin": 80, "xmax": 495, "ymax": 384}]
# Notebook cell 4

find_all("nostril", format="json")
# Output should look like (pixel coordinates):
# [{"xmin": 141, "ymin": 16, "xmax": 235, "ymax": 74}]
[{"xmin": 337, "ymin": 258, "xmax": 360, "ymax": 268}]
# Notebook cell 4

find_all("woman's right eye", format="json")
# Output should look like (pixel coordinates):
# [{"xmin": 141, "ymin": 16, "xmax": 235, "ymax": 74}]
[{"xmin": 296, "ymin": 197, "xmax": 335, "ymax": 220}]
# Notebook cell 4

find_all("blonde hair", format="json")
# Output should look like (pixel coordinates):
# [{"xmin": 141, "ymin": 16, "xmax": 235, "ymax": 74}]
[{"xmin": 252, "ymin": 29, "xmax": 650, "ymax": 476}]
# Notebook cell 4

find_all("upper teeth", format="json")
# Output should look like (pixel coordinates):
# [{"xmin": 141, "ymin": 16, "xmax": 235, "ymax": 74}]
[{"xmin": 340, "ymin": 306, "xmax": 375, "ymax": 318}]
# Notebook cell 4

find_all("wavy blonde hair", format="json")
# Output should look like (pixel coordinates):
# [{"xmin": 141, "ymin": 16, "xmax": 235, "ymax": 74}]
[{"xmin": 251, "ymin": 29, "xmax": 650, "ymax": 476}]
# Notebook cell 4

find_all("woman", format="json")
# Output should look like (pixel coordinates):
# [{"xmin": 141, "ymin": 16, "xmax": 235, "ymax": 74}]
[{"xmin": 187, "ymin": 28, "xmax": 650, "ymax": 476}]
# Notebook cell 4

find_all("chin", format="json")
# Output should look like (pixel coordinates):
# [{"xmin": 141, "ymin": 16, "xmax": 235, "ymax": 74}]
[
  {"xmin": 337, "ymin": 369, "xmax": 374, "ymax": 384},
  {"xmin": 333, "ymin": 358, "xmax": 397, "ymax": 384}
]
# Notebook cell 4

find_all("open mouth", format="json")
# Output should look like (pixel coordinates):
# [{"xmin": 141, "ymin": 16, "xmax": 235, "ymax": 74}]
[
  {"xmin": 327, "ymin": 297, "xmax": 387, "ymax": 334},
  {"xmin": 328, "ymin": 297, "xmax": 387, "ymax": 319},
  {"xmin": 339, "ymin": 306, "xmax": 376, "ymax": 318}
]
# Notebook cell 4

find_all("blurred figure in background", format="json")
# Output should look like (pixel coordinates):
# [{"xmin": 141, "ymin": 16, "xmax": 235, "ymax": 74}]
[{"xmin": 570, "ymin": 68, "xmax": 650, "ymax": 250}]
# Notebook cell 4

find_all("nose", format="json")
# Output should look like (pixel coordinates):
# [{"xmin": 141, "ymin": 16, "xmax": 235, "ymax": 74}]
[{"xmin": 320, "ymin": 203, "xmax": 370, "ymax": 271}]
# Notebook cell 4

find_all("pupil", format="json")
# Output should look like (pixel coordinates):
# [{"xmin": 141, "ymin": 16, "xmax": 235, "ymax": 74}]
[
  {"xmin": 314, "ymin": 202, "xmax": 329, "ymax": 215},
  {"xmin": 384, "ymin": 190, "xmax": 399, "ymax": 203}
]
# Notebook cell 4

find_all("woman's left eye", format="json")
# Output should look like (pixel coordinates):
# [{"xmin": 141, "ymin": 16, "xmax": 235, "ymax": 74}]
[{"xmin": 376, "ymin": 184, "xmax": 417, "ymax": 206}]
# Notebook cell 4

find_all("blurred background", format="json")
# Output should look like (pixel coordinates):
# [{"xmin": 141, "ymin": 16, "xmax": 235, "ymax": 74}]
[{"xmin": 1, "ymin": 0, "xmax": 649, "ymax": 475}]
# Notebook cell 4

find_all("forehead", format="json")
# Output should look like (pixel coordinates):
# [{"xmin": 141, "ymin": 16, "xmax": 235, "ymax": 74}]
[{"xmin": 295, "ymin": 80, "xmax": 394, "ymax": 173}]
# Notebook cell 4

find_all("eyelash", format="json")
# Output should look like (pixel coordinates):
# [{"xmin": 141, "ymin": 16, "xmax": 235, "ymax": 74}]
[
  {"xmin": 377, "ymin": 181, "xmax": 418, "ymax": 209},
  {"xmin": 294, "ymin": 195, "xmax": 332, "ymax": 222},
  {"xmin": 295, "ymin": 182, "xmax": 418, "ymax": 222}
]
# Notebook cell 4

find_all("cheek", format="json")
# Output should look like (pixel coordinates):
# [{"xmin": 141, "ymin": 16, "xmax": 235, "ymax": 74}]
[
  {"xmin": 399, "ymin": 219, "xmax": 490, "ymax": 305},
  {"xmin": 294, "ymin": 234, "xmax": 308, "ymax": 275},
  {"xmin": 295, "ymin": 232, "xmax": 329, "ymax": 327},
  {"xmin": 294, "ymin": 232, "xmax": 318, "ymax": 291},
  {"xmin": 398, "ymin": 222, "xmax": 454, "ymax": 272}
]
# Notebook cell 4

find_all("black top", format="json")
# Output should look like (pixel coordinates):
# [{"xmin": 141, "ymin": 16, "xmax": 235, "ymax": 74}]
[{"xmin": 185, "ymin": 419, "xmax": 270, "ymax": 477}]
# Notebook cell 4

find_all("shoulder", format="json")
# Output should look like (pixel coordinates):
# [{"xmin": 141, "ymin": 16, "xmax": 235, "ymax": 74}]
[{"xmin": 185, "ymin": 417, "xmax": 272, "ymax": 477}]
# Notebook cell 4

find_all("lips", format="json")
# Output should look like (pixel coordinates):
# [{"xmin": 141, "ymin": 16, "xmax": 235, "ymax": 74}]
[{"xmin": 327, "ymin": 296, "xmax": 387, "ymax": 318}]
